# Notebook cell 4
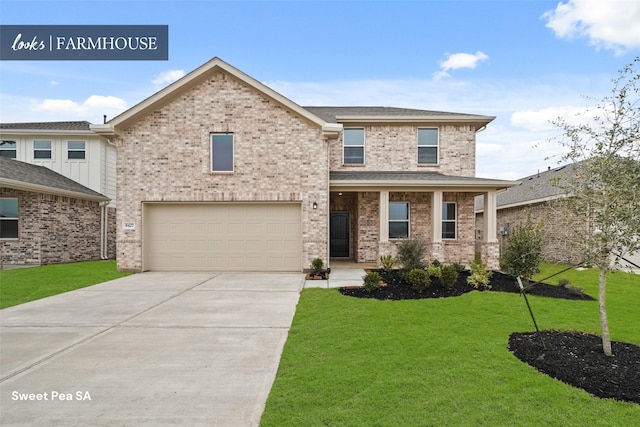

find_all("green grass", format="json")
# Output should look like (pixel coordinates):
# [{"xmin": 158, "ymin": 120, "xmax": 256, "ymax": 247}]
[
  {"xmin": 0, "ymin": 260, "xmax": 130, "ymax": 309},
  {"xmin": 261, "ymin": 264, "xmax": 640, "ymax": 426}
]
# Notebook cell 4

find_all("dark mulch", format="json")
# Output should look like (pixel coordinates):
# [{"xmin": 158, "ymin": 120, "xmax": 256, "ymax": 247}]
[
  {"xmin": 338, "ymin": 269, "xmax": 594, "ymax": 301},
  {"xmin": 509, "ymin": 331, "xmax": 640, "ymax": 404}
]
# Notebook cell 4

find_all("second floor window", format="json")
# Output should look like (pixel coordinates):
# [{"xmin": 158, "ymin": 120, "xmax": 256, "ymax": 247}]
[
  {"xmin": 34, "ymin": 140, "xmax": 52, "ymax": 159},
  {"xmin": 68, "ymin": 141, "xmax": 86, "ymax": 160},
  {"xmin": 0, "ymin": 140, "xmax": 17, "ymax": 158},
  {"xmin": 343, "ymin": 128, "xmax": 364, "ymax": 165},
  {"xmin": 211, "ymin": 133, "xmax": 234, "ymax": 172},
  {"xmin": 418, "ymin": 128, "xmax": 438, "ymax": 165}
]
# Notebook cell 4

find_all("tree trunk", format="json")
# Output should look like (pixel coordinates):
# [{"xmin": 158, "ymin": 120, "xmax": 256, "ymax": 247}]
[{"xmin": 599, "ymin": 266, "xmax": 613, "ymax": 356}]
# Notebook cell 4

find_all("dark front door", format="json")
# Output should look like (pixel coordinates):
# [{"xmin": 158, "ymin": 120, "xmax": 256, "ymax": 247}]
[{"xmin": 330, "ymin": 212, "xmax": 349, "ymax": 257}]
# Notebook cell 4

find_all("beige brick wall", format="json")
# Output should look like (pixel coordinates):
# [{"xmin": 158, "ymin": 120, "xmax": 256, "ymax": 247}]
[
  {"xmin": 115, "ymin": 70, "xmax": 329, "ymax": 272},
  {"xmin": 330, "ymin": 124, "xmax": 477, "ymax": 176}
]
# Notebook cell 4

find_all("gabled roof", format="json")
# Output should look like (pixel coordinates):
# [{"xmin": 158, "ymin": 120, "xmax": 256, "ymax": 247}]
[
  {"xmin": 0, "ymin": 157, "xmax": 109, "ymax": 202},
  {"xmin": 304, "ymin": 106, "xmax": 495, "ymax": 127},
  {"xmin": 475, "ymin": 163, "xmax": 577, "ymax": 212},
  {"xmin": 0, "ymin": 121, "xmax": 94, "ymax": 135},
  {"xmin": 93, "ymin": 57, "xmax": 341, "ymax": 138},
  {"xmin": 331, "ymin": 171, "xmax": 519, "ymax": 191}
]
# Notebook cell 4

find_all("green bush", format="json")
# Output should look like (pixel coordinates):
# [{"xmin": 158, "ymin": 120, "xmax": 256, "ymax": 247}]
[
  {"xmin": 380, "ymin": 254, "xmax": 396, "ymax": 272},
  {"xmin": 440, "ymin": 264, "xmax": 459, "ymax": 289},
  {"xmin": 430, "ymin": 259, "xmax": 442, "ymax": 268},
  {"xmin": 502, "ymin": 218, "xmax": 544, "ymax": 281},
  {"xmin": 407, "ymin": 268, "xmax": 430, "ymax": 292},
  {"xmin": 396, "ymin": 239, "xmax": 427, "ymax": 272},
  {"xmin": 310, "ymin": 258, "xmax": 324, "ymax": 276},
  {"xmin": 467, "ymin": 258, "xmax": 492, "ymax": 290},
  {"xmin": 427, "ymin": 265, "xmax": 442, "ymax": 279},
  {"xmin": 451, "ymin": 262, "xmax": 466, "ymax": 273},
  {"xmin": 363, "ymin": 271, "xmax": 382, "ymax": 292}
]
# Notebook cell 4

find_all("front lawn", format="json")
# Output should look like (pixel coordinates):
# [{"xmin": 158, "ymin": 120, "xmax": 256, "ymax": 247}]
[
  {"xmin": 0, "ymin": 260, "xmax": 130, "ymax": 309},
  {"xmin": 261, "ymin": 264, "xmax": 640, "ymax": 426}
]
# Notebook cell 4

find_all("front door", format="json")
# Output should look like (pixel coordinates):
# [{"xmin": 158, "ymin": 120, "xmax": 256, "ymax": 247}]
[{"xmin": 330, "ymin": 212, "xmax": 349, "ymax": 257}]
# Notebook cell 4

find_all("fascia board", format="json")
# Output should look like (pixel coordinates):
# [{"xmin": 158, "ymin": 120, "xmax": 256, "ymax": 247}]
[
  {"xmin": 0, "ymin": 178, "xmax": 110, "ymax": 202},
  {"xmin": 334, "ymin": 115, "xmax": 496, "ymax": 126},
  {"xmin": 0, "ymin": 129, "xmax": 96, "ymax": 136},
  {"xmin": 108, "ymin": 57, "xmax": 328, "ymax": 131}
]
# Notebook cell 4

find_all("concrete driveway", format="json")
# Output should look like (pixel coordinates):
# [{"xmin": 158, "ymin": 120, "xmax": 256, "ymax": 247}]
[{"xmin": 0, "ymin": 272, "xmax": 304, "ymax": 426}]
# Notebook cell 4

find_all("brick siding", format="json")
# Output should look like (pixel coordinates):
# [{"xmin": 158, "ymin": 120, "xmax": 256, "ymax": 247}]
[{"xmin": 1, "ymin": 188, "xmax": 103, "ymax": 267}]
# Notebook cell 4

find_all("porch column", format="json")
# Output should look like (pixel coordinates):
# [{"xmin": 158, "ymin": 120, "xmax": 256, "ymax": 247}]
[
  {"xmin": 379, "ymin": 190, "xmax": 389, "ymax": 242},
  {"xmin": 483, "ymin": 190, "xmax": 498, "ymax": 242},
  {"xmin": 432, "ymin": 190, "xmax": 442, "ymax": 243}
]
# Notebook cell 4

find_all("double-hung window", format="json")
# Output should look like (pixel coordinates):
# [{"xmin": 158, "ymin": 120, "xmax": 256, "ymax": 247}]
[
  {"xmin": 0, "ymin": 140, "xmax": 17, "ymax": 158},
  {"xmin": 343, "ymin": 128, "xmax": 364, "ymax": 165},
  {"xmin": 389, "ymin": 202, "xmax": 409, "ymax": 239},
  {"xmin": 67, "ymin": 141, "xmax": 86, "ymax": 160},
  {"xmin": 442, "ymin": 202, "xmax": 457, "ymax": 239},
  {"xmin": 0, "ymin": 198, "xmax": 19, "ymax": 239},
  {"xmin": 34, "ymin": 140, "xmax": 52, "ymax": 159},
  {"xmin": 211, "ymin": 134, "xmax": 234, "ymax": 172},
  {"xmin": 417, "ymin": 128, "xmax": 438, "ymax": 165}
]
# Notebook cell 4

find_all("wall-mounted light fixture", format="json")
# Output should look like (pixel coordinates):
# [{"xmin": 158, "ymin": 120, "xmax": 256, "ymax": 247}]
[{"xmin": 312, "ymin": 201, "xmax": 318, "ymax": 209}]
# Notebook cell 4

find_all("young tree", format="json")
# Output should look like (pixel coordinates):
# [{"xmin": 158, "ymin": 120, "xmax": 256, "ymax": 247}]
[
  {"xmin": 502, "ymin": 215, "xmax": 544, "ymax": 281},
  {"xmin": 552, "ymin": 58, "xmax": 640, "ymax": 356}
]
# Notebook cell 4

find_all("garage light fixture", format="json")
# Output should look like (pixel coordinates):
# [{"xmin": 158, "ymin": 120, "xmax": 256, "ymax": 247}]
[{"xmin": 312, "ymin": 201, "xmax": 318, "ymax": 209}]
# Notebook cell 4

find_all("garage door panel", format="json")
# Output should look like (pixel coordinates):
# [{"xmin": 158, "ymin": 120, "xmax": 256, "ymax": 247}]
[{"xmin": 144, "ymin": 203, "xmax": 301, "ymax": 272}]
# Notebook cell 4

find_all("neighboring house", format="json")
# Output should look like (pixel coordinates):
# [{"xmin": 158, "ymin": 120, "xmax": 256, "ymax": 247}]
[
  {"xmin": 475, "ymin": 163, "xmax": 640, "ymax": 269},
  {"xmin": 0, "ymin": 157, "xmax": 111, "ymax": 268},
  {"xmin": 0, "ymin": 121, "xmax": 117, "ymax": 263},
  {"xmin": 92, "ymin": 57, "xmax": 518, "ymax": 273}
]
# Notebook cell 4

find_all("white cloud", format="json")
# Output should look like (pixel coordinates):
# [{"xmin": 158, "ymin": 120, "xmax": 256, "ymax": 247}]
[
  {"xmin": 510, "ymin": 106, "xmax": 590, "ymax": 131},
  {"xmin": 50, "ymin": 80, "xmax": 59, "ymax": 87},
  {"xmin": 30, "ymin": 95, "xmax": 127, "ymax": 121},
  {"xmin": 434, "ymin": 51, "xmax": 489, "ymax": 79},
  {"xmin": 543, "ymin": 0, "xmax": 640, "ymax": 54},
  {"xmin": 152, "ymin": 69, "xmax": 185, "ymax": 86}
]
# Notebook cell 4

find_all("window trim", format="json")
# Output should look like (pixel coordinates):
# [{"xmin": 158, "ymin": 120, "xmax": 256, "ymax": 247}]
[
  {"xmin": 389, "ymin": 201, "xmax": 410, "ymax": 240},
  {"xmin": 417, "ymin": 127, "xmax": 439, "ymax": 165},
  {"xmin": 210, "ymin": 133, "xmax": 234, "ymax": 173},
  {"xmin": 442, "ymin": 201, "xmax": 457, "ymax": 240},
  {"xmin": 0, "ymin": 140, "xmax": 17, "ymax": 159},
  {"xmin": 343, "ymin": 128, "xmax": 365, "ymax": 165},
  {"xmin": 0, "ymin": 198, "xmax": 19, "ymax": 240},
  {"xmin": 34, "ymin": 140, "xmax": 52, "ymax": 160},
  {"xmin": 67, "ymin": 140, "xmax": 86, "ymax": 160}
]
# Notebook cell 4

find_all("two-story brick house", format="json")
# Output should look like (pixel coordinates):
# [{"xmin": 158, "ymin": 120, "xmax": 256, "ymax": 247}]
[
  {"xmin": 94, "ymin": 57, "xmax": 517, "ymax": 272},
  {"xmin": 0, "ymin": 122, "xmax": 116, "ymax": 267}
]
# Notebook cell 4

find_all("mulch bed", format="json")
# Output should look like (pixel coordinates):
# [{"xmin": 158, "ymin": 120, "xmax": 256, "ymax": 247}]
[
  {"xmin": 339, "ymin": 269, "xmax": 640, "ymax": 404},
  {"xmin": 338, "ymin": 269, "xmax": 595, "ymax": 301},
  {"xmin": 509, "ymin": 331, "xmax": 640, "ymax": 404}
]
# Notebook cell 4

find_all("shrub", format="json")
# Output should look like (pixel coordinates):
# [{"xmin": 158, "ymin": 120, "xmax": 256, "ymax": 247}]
[
  {"xmin": 310, "ymin": 258, "xmax": 324, "ymax": 276},
  {"xmin": 362, "ymin": 271, "xmax": 382, "ymax": 292},
  {"xmin": 396, "ymin": 239, "xmax": 427, "ymax": 272},
  {"xmin": 502, "ymin": 217, "xmax": 544, "ymax": 281},
  {"xmin": 430, "ymin": 259, "xmax": 442, "ymax": 268},
  {"xmin": 440, "ymin": 264, "xmax": 459, "ymax": 289},
  {"xmin": 380, "ymin": 254, "xmax": 396, "ymax": 272},
  {"xmin": 426, "ymin": 265, "xmax": 442, "ymax": 279},
  {"xmin": 407, "ymin": 268, "xmax": 430, "ymax": 292},
  {"xmin": 451, "ymin": 262, "xmax": 466, "ymax": 273},
  {"xmin": 467, "ymin": 258, "xmax": 492, "ymax": 290}
]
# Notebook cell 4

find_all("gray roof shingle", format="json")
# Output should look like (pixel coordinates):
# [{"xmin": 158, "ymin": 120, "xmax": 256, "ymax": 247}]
[
  {"xmin": 0, "ymin": 121, "xmax": 92, "ymax": 131},
  {"xmin": 303, "ymin": 106, "xmax": 492, "ymax": 123},
  {"xmin": 0, "ymin": 157, "xmax": 108, "ymax": 201},
  {"xmin": 331, "ymin": 170, "xmax": 517, "ymax": 187}
]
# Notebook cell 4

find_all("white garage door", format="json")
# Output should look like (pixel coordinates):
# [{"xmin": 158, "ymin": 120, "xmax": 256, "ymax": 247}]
[{"xmin": 144, "ymin": 203, "xmax": 302, "ymax": 272}]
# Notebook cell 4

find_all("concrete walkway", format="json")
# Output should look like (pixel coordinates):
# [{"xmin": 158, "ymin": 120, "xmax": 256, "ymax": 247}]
[
  {"xmin": 304, "ymin": 268, "xmax": 366, "ymax": 288},
  {"xmin": 0, "ymin": 272, "xmax": 304, "ymax": 427}
]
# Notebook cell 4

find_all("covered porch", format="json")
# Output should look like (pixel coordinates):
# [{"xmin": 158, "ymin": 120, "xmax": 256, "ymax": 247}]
[{"xmin": 329, "ymin": 171, "xmax": 519, "ymax": 270}]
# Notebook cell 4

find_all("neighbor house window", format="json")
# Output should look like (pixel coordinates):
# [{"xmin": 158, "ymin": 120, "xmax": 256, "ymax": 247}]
[
  {"xmin": 389, "ymin": 202, "xmax": 409, "ymax": 239},
  {"xmin": 442, "ymin": 202, "xmax": 456, "ymax": 239},
  {"xmin": 0, "ymin": 140, "xmax": 17, "ymax": 158},
  {"xmin": 417, "ymin": 128, "xmax": 438, "ymax": 164},
  {"xmin": 34, "ymin": 140, "xmax": 52, "ymax": 159},
  {"xmin": 0, "ymin": 198, "xmax": 18, "ymax": 239},
  {"xmin": 211, "ymin": 134, "xmax": 234, "ymax": 172},
  {"xmin": 67, "ymin": 141, "xmax": 86, "ymax": 160},
  {"xmin": 343, "ymin": 128, "xmax": 364, "ymax": 164}
]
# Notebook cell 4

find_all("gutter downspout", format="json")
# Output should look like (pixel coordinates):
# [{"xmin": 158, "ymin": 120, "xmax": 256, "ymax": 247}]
[{"xmin": 100, "ymin": 201, "xmax": 109, "ymax": 260}]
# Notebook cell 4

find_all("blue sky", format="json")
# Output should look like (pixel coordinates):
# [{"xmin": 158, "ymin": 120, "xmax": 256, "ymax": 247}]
[{"xmin": 1, "ymin": 0, "xmax": 639, "ymax": 179}]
